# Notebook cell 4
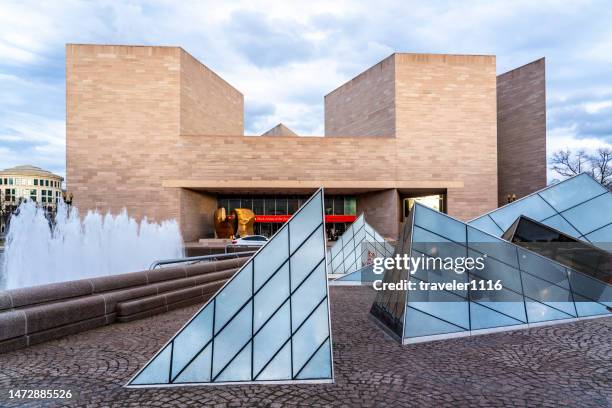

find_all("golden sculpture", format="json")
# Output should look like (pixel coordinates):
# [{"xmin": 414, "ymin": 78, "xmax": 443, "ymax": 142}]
[
  {"xmin": 214, "ymin": 207, "xmax": 255, "ymax": 238},
  {"xmin": 234, "ymin": 208, "xmax": 255, "ymax": 237}
]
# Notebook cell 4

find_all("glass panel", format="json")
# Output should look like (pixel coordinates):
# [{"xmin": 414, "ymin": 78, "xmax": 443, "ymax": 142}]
[
  {"xmin": 291, "ymin": 262, "xmax": 327, "ymax": 328},
  {"xmin": 352, "ymin": 214, "xmax": 365, "ymax": 230},
  {"xmin": 289, "ymin": 190, "xmax": 323, "ymax": 254},
  {"xmin": 572, "ymin": 293, "xmax": 611, "ymax": 317},
  {"xmin": 468, "ymin": 249, "xmax": 523, "ymax": 293},
  {"xmin": 525, "ymin": 301, "xmax": 573, "ymax": 323},
  {"xmin": 407, "ymin": 284, "xmax": 469, "ymax": 329},
  {"xmin": 171, "ymin": 302, "xmax": 214, "ymax": 378},
  {"xmin": 538, "ymin": 173, "xmax": 607, "ymax": 212},
  {"xmin": 335, "ymin": 268, "xmax": 362, "ymax": 282},
  {"xmin": 174, "ymin": 344, "xmax": 211, "ymax": 383},
  {"xmin": 567, "ymin": 270, "xmax": 612, "ymax": 306},
  {"xmin": 414, "ymin": 204, "xmax": 466, "ymax": 244},
  {"xmin": 214, "ymin": 263, "xmax": 253, "ymax": 333},
  {"xmin": 584, "ymin": 223, "xmax": 612, "ymax": 252},
  {"xmin": 469, "ymin": 277, "xmax": 526, "ymax": 322},
  {"xmin": 540, "ymin": 214, "xmax": 581, "ymax": 238},
  {"xmin": 469, "ymin": 302, "xmax": 523, "ymax": 330},
  {"xmin": 411, "ymin": 250, "xmax": 468, "ymax": 298},
  {"xmin": 131, "ymin": 344, "xmax": 171, "ymax": 385},
  {"xmin": 412, "ymin": 227, "xmax": 467, "ymax": 260},
  {"xmin": 290, "ymin": 225, "xmax": 325, "ymax": 291},
  {"xmin": 521, "ymin": 272, "xmax": 576, "ymax": 316},
  {"xmin": 517, "ymin": 248, "xmax": 569, "ymax": 289},
  {"xmin": 342, "ymin": 249, "xmax": 357, "ymax": 274},
  {"xmin": 404, "ymin": 306, "xmax": 466, "ymax": 338},
  {"xmin": 255, "ymin": 342, "xmax": 292, "ymax": 380},
  {"xmin": 296, "ymin": 338, "xmax": 331, "ymax": 380},
  {"xmin": 292, "ymin": 299, "xmax": 329, "ymax": 376},
  {"xmin": 353, "ymin": 226, "xmax": 366, "ymax": 245},
  {"xmin": 560, "ymin": 193, "xmax": 612, "ymax": 235},
  {"xmin": 467, "ymin": 226, "xmax": 519, "ymax": 268},
  {"xmin": 253, "ymin": 302, "xmax": 291, "ymax": 375},
  {"xmin": 212, "ymin": 301, "xmax": 252, "ymax": 378},
  {"xmin": 488, "ymin": 194, "xmax": 556, "ymax": 231},
  {"xmin": 253, "ymin": 262, "xmax": 289, "ymax": 332},
  {"xmin": 214, "ymin": 341, "xmax": 251, "ymax": 382},
  {"xmin": 254, "ymin": 226, "xmax": 288, "ymax": 291},
  {"xmin": 331, "ymin": 251, "xmax": 344, "ymax": 273},
  {"xmin": 330, "ymin": 239, "xmax": 343, "ymax": 258},
  {"xmin": 469, "ymin": 215, "xmax": 503, "ymax": 236}
]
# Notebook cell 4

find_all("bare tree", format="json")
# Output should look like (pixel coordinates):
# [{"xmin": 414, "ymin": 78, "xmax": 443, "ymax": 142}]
[{"xmin": 550, "ymin": 148, "xmax": 612, "ymax": 189}]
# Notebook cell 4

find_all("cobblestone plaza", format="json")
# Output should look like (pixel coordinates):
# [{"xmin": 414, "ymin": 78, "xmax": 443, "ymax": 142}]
[{"xmin": 1, "ymin": 286, "xmax": 610, "ymax": 407}]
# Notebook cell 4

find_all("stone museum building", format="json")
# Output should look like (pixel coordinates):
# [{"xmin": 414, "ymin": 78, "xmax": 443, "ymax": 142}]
[{"xmin": 65, "ymin": 44, "xmax": 546, "ymax": 242}]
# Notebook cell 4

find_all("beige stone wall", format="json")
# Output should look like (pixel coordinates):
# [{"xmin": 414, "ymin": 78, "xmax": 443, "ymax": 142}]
[
  {"xmin": 393, "ymin": 54, "xmax": 498, "ymax": 220},
  {"xmin": 67, "ymin": 45, "xmax": 501, "ymax": 241},
  {"xmin": 66, "ymin": 44, "xmax": 182, "ymax": 222},
  {"xmin": 356, "ymin": 189, "xmax": 401, "ymax": 238},
  {"xmin": 325, "ymin": 55, "xmax": 395, "ymax": 137},
  {"xmin": 180, "ymin": 50, "xmax": 243, "ymax": 136},
  {"xmin": 497, "ymin": 58, "xmax": 546, "ymax": 206}
]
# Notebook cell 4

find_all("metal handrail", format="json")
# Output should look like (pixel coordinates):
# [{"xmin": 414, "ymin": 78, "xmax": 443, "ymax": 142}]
[{"xmin": 149, "ymin": 251, "xmax": 256, "ymax": 270}]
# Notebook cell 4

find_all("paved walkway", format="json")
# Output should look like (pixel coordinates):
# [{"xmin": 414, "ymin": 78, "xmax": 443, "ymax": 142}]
[{"xmin": 1, "ymin": 286, "xmax": 610, "ymax": 407}]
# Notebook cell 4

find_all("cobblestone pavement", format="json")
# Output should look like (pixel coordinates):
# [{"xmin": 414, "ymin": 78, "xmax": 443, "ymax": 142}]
[{"xmin": 1, "ymin": 286, "xmax": 611, "ymax": 407}]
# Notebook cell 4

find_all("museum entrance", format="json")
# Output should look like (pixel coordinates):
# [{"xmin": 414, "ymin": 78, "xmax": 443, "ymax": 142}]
[{"xmin": 402, "ymin": 193, "xmax": 446, "ymax": 221}]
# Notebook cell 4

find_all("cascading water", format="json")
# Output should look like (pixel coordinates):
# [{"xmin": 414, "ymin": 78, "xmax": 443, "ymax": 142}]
[{"xmin": 0, "ymin": 200, "xmax": 184, "ymax": 290}]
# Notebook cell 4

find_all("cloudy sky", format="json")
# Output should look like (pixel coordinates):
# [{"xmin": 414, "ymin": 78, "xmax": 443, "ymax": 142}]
[{"xmin": 1, "ymin": 0, "xmax": 611, "ymax": 180}]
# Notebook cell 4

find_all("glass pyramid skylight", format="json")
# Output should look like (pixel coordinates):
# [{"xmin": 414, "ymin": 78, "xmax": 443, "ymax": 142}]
[
  {"xmin": 327, "ymin": 214, "xmax": 394, "ymax": 276},
  {"xmin": 127, "ymin": 189, "xmax": 333, "ymax": 386},
  {"xmin": 469, "ymin": 173, "xmax": 612, "ymax": 251},
  {"xmin": 371, "ymin": 203, "xmax": 612, "ymax": 344}
]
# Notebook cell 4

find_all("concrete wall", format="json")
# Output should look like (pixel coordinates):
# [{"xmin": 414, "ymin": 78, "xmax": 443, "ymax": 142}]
[
  {"xmin": 67, "ymin": 45, "xmax": 501, "ymax": 241},
  {"xmin": 325, "ymin": 55, "xmax": 395, "ymax": 137},
  {"xmin": 497, "ymin": 58, "xmax": 546, "ymax": 205},
  {"xmin": 356, "ymin": 189, "xmax": 401, "ymax": 238}
]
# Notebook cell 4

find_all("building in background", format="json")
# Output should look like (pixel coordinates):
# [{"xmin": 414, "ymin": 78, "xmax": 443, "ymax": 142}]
[
  {"xmin": 65, "ymin": 44, "xmax": 546, "ymax": 242},
  {"xmin": 0, "ymin": 165, "xmax": 64, "ymax": 234}
]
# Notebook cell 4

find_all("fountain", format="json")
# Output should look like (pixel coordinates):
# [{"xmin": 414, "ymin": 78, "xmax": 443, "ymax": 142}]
[{"xmin": 0, "ymin": 200, "xmax": 184, "ymax": 290}]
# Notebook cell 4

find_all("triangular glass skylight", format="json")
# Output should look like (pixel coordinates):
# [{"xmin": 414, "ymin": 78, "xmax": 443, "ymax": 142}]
[
  {"xmin": 371, "ymin": 203, "xmax": 612, "ymax": 344},
  {"xmin": 127, "ymin": 189, "xmax": 333, "ymax": 386},
  {"xmin": 327, "ymin": 214, "xmax": 394, "ymax": 276},
  {"xmin": 469, "ymin": 173, "xmax": 612, "ymax": 252}
]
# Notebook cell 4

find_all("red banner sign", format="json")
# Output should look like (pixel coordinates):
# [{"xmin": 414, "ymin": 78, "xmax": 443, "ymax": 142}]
[{"xmin": 254, "ymin": 214, "xmax": 357, "ymax": 223}]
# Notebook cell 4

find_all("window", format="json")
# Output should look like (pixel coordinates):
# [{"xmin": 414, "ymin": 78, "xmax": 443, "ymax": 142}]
[
  {"xmin": 276, "ymin": 197, "xmax": 288, "ymax": 214},
  {"xmin": 241, "ymin": 198, "xmax": 253, "ymax": 210},
  {"xmin": 344, "ymin": 197, "xmax": 356, "ymax": 215},
  {"xmin": 45, "ymin": 180, "xmax": 49, "ymax": 187},
  {"xmin": 252, "ymin": 198, "xmax": 264, "ymax": 214},
  {"xmin": 264, "ymin": 197, "xmax": 275, "ymax": 215},
  {"xmin": 333, "ymin": 197, "xmax": 344, "ymax": 215},
  {"xmin": 34, "ymin": 179, "xmax": 38, "ymax": 186},
  {"xmin": 288, "ymin": 197, "xmax": 299, "ymax": 214},
  {"xmin": 324, "ymin": 197, "xmax": 333, "ymax": 215},
  {"xmin": 228, "ymin": 198, "xmax": 240, "ymax": 212},
  {"xmin": 8, "ymin": 178, "xmax": 13, "ymax": 185}
]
